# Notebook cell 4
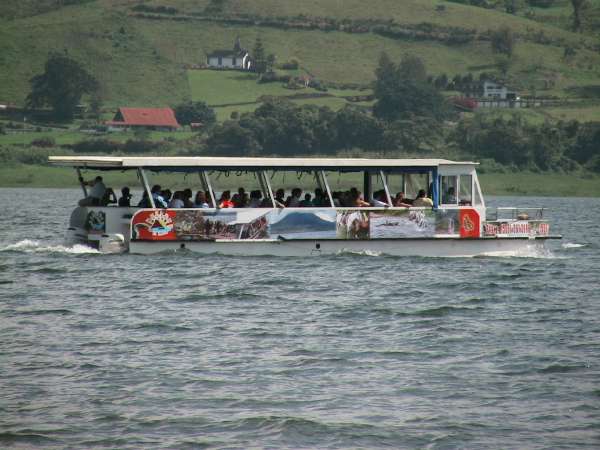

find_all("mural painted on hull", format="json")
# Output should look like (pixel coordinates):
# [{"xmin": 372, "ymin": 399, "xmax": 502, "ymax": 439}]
[
  {"xmin": 337, "ymin": 210, "xmax": 370, "ymax": 240},
  {"xmin": 483, "ymin": 220, "xmax": 550, "ymax": 237},
  {"xmin": 85, "ymin": 211, "xmax": 106, "ymax": 234},
  {"xmin": 370, "ymin": 210, "xmax": 435, "ymax": 238},
  {"xmin": 131, "ymin": 208, "xmax": 484, "ymax": 241},
  {"xmin": 269, "ymin": 209, "xmax": 336, "ymax": 239}
]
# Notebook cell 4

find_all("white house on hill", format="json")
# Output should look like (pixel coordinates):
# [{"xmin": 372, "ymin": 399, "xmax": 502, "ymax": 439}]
[
  {"xmin": 206, "ymin": 37, "xmax": 252, "ymax": 70},
  {"xmin": 482, "ymin": 81, "xmax": 517, "ymax": 100}
]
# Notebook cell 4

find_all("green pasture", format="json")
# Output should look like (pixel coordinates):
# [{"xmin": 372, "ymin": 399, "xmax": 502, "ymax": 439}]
[
  {"xmin": 2, "ymin": 0, "xmax": 600, "ymax": 108},
  {"xmin": 188, "ymin": 70, "xmax": 319, "ymax": 105}
]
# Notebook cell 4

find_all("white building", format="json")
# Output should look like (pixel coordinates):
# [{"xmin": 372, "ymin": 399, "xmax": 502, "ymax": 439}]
[
  {"xmin": 206, "ymin": 38, "xmax": 252, "ymax": 70},
  {"xmin": 482, "ymin": 81, "xmax": 516, "ymax": 100}
]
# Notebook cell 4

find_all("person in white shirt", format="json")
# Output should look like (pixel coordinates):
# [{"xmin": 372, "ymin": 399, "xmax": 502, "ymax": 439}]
[
  {"xmin": 371, "ymin": 189, "xmax": 389, "ymax": 207},
  {"xmin": 78, "ymin": 176, "xmax": 106, "ymax": 206},
  {"xmin": 194, "ymin": 191, "xmax": 210, "ymax": 208},
  {"xmin": 168, "ymin": 191, "xmax": 185, "ymax": 208}
]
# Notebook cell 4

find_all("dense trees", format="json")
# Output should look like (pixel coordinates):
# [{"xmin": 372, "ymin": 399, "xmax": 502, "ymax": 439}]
[
  {"xmin": 174, "ymin": 101, "xmax": 216, "ymax": 126},
  {"xmin": 373, "ymin": 52, "xmax": 449, "ymax": 122},
  {"xmin": 27, "ymin": 52, "xmax": 98, "ymax": 120}
]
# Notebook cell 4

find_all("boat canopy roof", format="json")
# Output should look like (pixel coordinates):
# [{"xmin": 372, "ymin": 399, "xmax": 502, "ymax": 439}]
[{"xmin": 49, "ymin": 156, "xmax": 478, "ymax": 172}]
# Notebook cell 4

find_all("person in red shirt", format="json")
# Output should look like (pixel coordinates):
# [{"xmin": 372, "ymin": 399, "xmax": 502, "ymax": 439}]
[{"xmin": 219, "ymin": 190, "xmax": 234, "ymax": 208}]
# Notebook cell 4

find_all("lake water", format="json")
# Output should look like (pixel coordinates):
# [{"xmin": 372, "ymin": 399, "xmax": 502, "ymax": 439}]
[{"xmin": 1, "ymin": 188, "xmax": 599, "ymax": 449}]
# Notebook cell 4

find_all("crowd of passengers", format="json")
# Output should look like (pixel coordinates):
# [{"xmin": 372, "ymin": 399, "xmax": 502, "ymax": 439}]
[{"xmin": 79, "ymin": 176, "xmax": 435, "ymax": 209}]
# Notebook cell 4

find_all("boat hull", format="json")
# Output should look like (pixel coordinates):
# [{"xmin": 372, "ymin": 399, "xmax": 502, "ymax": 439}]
[{"xmin": 128, "ymin": 237, "xmax": 555, "ymax": 257}]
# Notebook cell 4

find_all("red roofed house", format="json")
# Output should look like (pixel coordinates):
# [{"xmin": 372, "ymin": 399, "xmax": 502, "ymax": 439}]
[{"xmin": 107, "ymin": 107, "xmax": 181, "ymax": 131}]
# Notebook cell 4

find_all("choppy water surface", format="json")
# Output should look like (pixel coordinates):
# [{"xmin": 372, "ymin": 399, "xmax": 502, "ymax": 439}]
[{"xmin": 1, "ymin": 188, "xmax": 599, "ymax": 449}]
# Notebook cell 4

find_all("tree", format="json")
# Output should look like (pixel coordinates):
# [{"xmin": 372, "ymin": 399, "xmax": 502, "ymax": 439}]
[
  {"xmin": 206, "ymin": 121, "xmax": 262, "ymax": 156},
  {"xmin": 174, "ymin": 101, "xmax": 216, "ymax": 126},
  {"xmin": 571, "ymin": 0, "xmax": 586, "ymax": 31},
  {"xmin": 253, "ymin": 37, "xmax": 267, "ymax": 74},
  {"xmin": 397, "ymin": 54, "xmax": 427, "ymax": 83},
  {"xmin": 491, "ymin": 26, "xmax": 515, "ymax": 57},
  {"xmin": 26, "ymin": 51, "xmax": 98, "ymax": 120},
  {"xmin": 373, "ymin": 52, "xmax": 449, "ymax": 122},
  {"xmin": 266, "ymin": 54, "xmax": 276, "ymax": 73},
  {"xmin": 374, "ymin": 52, "xmax": 397, "ymax": 100}
]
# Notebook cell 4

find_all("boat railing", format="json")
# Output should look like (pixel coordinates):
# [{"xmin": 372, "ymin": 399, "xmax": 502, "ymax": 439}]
[{"xmin": 487, "ymin": 207, "xmax": 545, "ymax": 221}]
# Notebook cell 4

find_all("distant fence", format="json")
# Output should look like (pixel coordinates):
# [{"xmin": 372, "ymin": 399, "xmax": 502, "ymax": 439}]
[{"xmin": 476, "ymin": 98, "xmax": 574, "ymax": 109}]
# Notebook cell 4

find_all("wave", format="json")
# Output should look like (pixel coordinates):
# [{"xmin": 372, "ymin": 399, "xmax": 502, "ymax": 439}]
[
  {"xmin": 0, "ymin": 239, "xmax": 99, "ymax": 255},
  {"xmin": 562, "ymin": 242, "xmax": 587, "ymax": 249}
]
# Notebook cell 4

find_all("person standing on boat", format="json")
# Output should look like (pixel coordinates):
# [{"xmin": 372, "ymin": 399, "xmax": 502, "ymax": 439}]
[{"xmin": 78, "ymin": 176, "xmax": 106, "ymax": 206}]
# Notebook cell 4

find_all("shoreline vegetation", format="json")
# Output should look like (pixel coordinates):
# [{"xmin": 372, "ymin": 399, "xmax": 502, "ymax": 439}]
[{"xmin": 1, "ymin": 163, "xmax": 598, "ymax": 197}]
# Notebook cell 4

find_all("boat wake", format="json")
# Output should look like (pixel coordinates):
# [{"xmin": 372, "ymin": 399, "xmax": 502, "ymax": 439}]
[
  {"xmin": 561, "ymin": 242, "xmax": 586, "ymax": 249},
  {"xmin": 476, "ymin": 245, "xmax": 557, "ymax": 259},
  {"xmin": 0, "ymin": 239, "xmax": 100, "ymax": 255}
]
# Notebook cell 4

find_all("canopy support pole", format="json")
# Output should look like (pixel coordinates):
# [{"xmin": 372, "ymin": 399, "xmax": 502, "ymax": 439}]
[
  {"xmin": 379, "ymin": 170, "xmax": 392, "ymax": 206},
  {"xmin": 431, "ymin": 167, "xmax": 439, "ymax": 208},
  {"xmin": 138, "ymin": 168, "xmax": 155, "ymax": 208},
  {"xmin": 199, "ymin": 171, "xmax": 216, "ymax": 208},
  {"xmin": 76, "ymin": 168, "xmax": 87, "ymax": 197},
  {"xmin": 319, "ymin": 170, "xmax": 334, "ymax": 207},
  {"xmin": 260, "ymin": 171, "xmax": 276, "ymax": 208},
  {"xmin": 363, "ymin": 172, "xmax": 371, "ymax": 204}
]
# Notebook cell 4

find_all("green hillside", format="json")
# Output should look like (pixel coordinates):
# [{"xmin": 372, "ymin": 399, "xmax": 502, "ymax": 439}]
[{"xmin": 1, "ymin": 0, "xmax": 600, "ymax": 109}]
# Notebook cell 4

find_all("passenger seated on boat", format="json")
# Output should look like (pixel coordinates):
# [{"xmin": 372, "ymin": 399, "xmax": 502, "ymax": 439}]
[
  {"xmin": 151, "ymin": 185, "xmax": 168, "ymax": 208},
  {"xmin": 412, "ymin": 189, "xmax": 433, "ymax": 207},
  {"xmin": 445, "ymin": 187, "xmax": 457, "ymax": 204},
  {"xmin": 162, "ymin": 189, "xmax": 172, "ymax": 204},
  {"xmin": 331, "ymin": 191, "xmax": 342, "ymax": 207},
  {"xmin": 205, "ymin": 191, "xmax": 214, "ymax": 207},
  {"xmin": 313, "ymin": 188, "xmax": 328, "ymax": 207},
  {"xmin": 286, "ymin": 188, "xmax": 302, "ymax": 207},
  {"xmin": 371, "ymin": 189, "xmax": 388, "ymax": 207},
  {"xmin": 182, "ymin": 188, "xmax": 194, "ymax": 208},
  {"xmin": 274, "ymin": 189, "xmax": 286, "ymax": 208},
  {"xmin": 219, "ymin": 190, "xmax": 234, "ymax": 208},
  {"xmin": 393, "ymin": 192, "xmax": 412, "ymax": 208},
  {"xmin": 78, "ymin": 176, "xmax": 106, "ymax": 206},
  {"xmin": 100, "ymin": 187, "xmax": 117, "ymax": 206},
  {"xmin": 169, "ymin": 191, "xmax": 185, "ymax": 208},
  {"xmin": 352, "ymin": 190, "xmax": 370, "ymax": 207},
  {"xmin": 300, "ymin": 193, "xmax": 313, "ymax": 207},
  {"xmin": 249, "ymin": 190, "xmax": 263, "ymax": 208},
  {"xmin": 237, "ymin": 187, "xmax": 248, "ymax": 207},
  {"xmin": 118, "ymin": 187, "xmax": 132, "ymax": 207},
  {"xmin": 232, "ymin": 193, "xmax": 242, "ymax": 208},
  {"xmin": 194, "ymin": 191, "xmax": 210, "ymax": 208},
  {"xmin": 137, "ymin": 191, "xmax": 151, "ymax": 208}
]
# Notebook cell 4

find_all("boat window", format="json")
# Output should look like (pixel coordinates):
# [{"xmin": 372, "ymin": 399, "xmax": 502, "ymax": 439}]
[
  {"xmin": 459, "ymin": 175, "xmax": 473, "ymax": 206},
  {"xmin": 405, "ymin": 173, "xmax": 429, "ymax": 201},
  {"xmin": 441, "ymin": 175, "xmax": 458, "ymax": 205},
  {"xmin": 210, "ymin": 170, "xmax": 270, "ymax": 208},
  {"xmin": 266, "ymin": 170, "xmax": 332, "ymax": 207}
]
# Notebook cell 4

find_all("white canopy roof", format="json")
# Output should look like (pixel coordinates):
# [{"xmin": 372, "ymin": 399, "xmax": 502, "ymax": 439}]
[{"xmin": 48, "ymin": 156, "xmax": 477, "ymax": 170}]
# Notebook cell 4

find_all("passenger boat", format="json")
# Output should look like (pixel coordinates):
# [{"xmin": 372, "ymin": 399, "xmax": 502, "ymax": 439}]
[{"xmin": 49, "ymin": 156, "xmax": 561, "ymax": 256}]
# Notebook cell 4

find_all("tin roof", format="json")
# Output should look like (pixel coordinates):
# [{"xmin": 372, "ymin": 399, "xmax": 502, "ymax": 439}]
[{"xmin": 108, "ymin": 108, "xmax": 180, "ymax": 128}]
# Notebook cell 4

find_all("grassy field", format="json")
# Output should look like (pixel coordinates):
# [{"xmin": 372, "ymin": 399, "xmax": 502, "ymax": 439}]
[
  {"xmin": 2, "ymin": 0, "xmax": 600, "ymax": 108},
  {"xmin": 0, "ymin": 127, "xmax": 196, "ymax": 147},
  {"xmin": 1, "ymin": 163, "xmax": 599, "ymax": 197}
]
